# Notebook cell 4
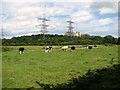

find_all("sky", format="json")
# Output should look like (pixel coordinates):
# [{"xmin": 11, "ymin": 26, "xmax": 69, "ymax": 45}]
[{"xmin": 0, "ymin": 0, "xmax": 119, "ymax": 39}]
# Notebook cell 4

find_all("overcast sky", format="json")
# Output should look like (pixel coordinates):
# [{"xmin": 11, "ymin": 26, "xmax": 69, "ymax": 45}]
[{"xmin": 0, "ymin": 0, "xmax": 119, "ymax": 39}]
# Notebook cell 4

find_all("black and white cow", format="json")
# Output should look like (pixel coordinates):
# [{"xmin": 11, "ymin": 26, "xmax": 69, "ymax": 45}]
[
  {"xmin": 45, "ymin": 46, "xmax": 52, "ymax": 52},
  {"xmin": 70, "ymin": 46, "xmax": 75, "ymax": 51},
  {"xmin": 49, "ymin": 46, "xmax": 52, "ymax": 51},
  {"xmin": 87, "ymin": 46, "xmax": 92, "ymax": 50},
  {"xmin": 94, "ymin": 45, "xmax": 97, "ymax": 47},
  {"xmin": 19, "ymin": 47, "xmax": 24, "ymax": 54}
]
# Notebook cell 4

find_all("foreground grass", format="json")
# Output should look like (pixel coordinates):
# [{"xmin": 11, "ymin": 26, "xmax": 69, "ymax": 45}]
[
  {"xmin": 36, "ymin": 64, "xmax": 120, "ymax": 89},
  {"xmin": 2, "ymin": 45, "xmax": 118, "ymax": 88}
]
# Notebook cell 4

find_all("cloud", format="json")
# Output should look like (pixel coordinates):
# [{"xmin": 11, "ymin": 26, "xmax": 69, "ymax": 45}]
[
  {"xmin": 90, "ymin": 2, "xmax": 117, "ymax": 10},
  {"xmin": 13, "ymin": 5, "xmax": 72, "ymax": 20},
  {"xmin": 71, "ymin": 10, "xmax": 93, "ymax": 22},
  {"xmin": 2, "ymin": 0, "xmax": 119, "ymax": 2},
  {"xmin": 84, "ymin": 26, "xmax": 109, "ymax": 34},
  {"xmin": 90, "ymin": 2, "xmax": 118, "ymax": 14},
  {"xmin": 99, "ymin": 18, "xmax": 113, "ymax": 25},
  {"xmin": 84, "ymin": 24, "xmax": 118, "ymax": 37},
  {"xmin": 90, "ymin": 18, "xmax": 114, "ymax": 26},
  {"xmin": 99, "ymin": 7, "xmax": 117, "ymax": 14}
]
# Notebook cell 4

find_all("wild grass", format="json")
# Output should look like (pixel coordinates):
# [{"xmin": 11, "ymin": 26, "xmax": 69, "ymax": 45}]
[{"xmin": 2, "ymin": 45, "xmax": 118, "ymax": 88}]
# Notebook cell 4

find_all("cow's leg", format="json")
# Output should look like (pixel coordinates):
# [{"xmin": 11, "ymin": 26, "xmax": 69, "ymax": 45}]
[
  {"xmin": 48, "ymin": 49, "xmax": 50, "ymax": 52},
  {"xmin": 45, "ymin": 50, "xmax": 48, "ymax": 53},
  {"xmin": 50, "ymin": 49, "xmax": 52, "ymax": 52},
  {"xmin": 50, "ymin": 48, "xmax": 52, "ymax": 52},
  {"xmin": 19, "ymin": 51, "xmax": 21, "ymax": 54}
]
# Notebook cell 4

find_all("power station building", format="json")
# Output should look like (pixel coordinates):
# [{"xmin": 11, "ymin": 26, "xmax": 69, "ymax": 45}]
[{"xmin": 65, "ymin": 31, "xmax": 82, "ymax": 37}]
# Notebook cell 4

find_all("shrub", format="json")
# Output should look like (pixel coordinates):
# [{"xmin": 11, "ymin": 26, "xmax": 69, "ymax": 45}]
[
  {"xmin": 2, "ymin": 47, "xmax": 12, "ymax": 52},
  {"xmin": 104, "ymin": 43, "xmax": 114, "ymax": 46}
]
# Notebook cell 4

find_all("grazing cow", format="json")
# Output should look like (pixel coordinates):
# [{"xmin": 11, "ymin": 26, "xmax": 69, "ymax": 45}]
[
  {"xmin": 94, "ymin": 45, "xmax": 97, "ymax": 47},
  {"xmin": 19, "ymin": 47, "xmax": 24, "ymax": 54},
  {"xmin": 87, "ymin": 46, "xmax": 92, "ymax": 50},
  {"xmin": 70, "ymin": 46, "xmax": 75, "ymax": 51},
  {"xmin": 105, "ymin": 44, "xmax": 108, "ymax": 46},
  {"xmin": 49, "ymin": 46, "xmax": 52, "ymax": 51},
  {"xmin": 45, "ymin": 46, "xmax": 52, "ymax": 53},
  {"xmin": 61, "ymin": 46, "xmax": 68, "ymax": 51}
]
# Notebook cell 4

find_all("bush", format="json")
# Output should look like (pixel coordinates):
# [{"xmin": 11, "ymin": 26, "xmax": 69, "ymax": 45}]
[
  {"xmin": 82, "ymin": 45, "xmax": 88, "ymax": 47},
  {"xmin": 2, "ymin": 47, "xmax": 12, "ymax": 52},
  {"xmin": 104, "ymin": 43, "xmax": 114, "ymax": 46},
  {"xmin": 35, "ymin": 64, "xmax": 120, "ymax": 89}
]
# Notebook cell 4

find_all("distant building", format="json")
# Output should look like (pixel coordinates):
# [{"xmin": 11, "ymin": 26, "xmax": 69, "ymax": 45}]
[
  {"xmin": 65, "ymin": 31, "xmax": 74, "ymax": 37},
  {"xmin": 74, "ymin": 32, "xmax": 82, "ymax": 37},
  {"xmin": 65, "ymin": 31, "xmax": 82, "ymax": 37}
]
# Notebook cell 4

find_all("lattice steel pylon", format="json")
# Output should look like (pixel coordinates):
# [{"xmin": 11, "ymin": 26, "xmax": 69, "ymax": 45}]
[
  {"xmin": 37, "ymin": 14, "xmax": 50, "ymax": 40},
  {"xmin": 0, "ymin": 26, "xmax": 4, "ymax": 39},
  {"xmin": 66, "ymin": 17, "xmax": 74, "ymax": 37}
]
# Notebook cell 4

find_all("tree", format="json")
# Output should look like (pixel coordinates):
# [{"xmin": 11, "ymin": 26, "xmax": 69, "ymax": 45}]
[{"xmin": 104, "ymin": 35, "xmax": 117, "ymax": 44}]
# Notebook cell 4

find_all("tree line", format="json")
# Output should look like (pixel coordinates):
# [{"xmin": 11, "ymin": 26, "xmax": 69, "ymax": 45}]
[{"xmin": 2, "ymin": 34, "xmax": 119, "ymax": 46}]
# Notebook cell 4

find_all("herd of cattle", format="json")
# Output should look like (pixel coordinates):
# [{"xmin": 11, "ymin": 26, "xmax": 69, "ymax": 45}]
[{"xmin": 19, "ymin": 45, "xmax": 97, "ymax": 54}]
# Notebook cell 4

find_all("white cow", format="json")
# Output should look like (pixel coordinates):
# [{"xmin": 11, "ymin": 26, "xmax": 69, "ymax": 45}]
[{"xmin": 61, "ymin": 46, "xmax": 68, "ymax": 51}]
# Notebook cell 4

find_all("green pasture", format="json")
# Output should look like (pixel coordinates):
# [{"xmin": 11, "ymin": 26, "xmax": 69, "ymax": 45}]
[{"xmin": 2, "ymin": 45, "xmax": 118, "ymax": 88}]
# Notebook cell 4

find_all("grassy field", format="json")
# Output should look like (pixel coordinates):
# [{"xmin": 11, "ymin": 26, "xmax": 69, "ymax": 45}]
[{"xmin": 2, "ymin": 45, "xmax": 118, "ymax": 88}]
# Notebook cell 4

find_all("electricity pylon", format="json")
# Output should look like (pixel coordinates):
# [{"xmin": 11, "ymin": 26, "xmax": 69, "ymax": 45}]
[
  {"xmin": 37, "ymin": 14, "xmax": 50, "ymax": 40},
  {"xmin": 66, "ymin": 17, "xmax": 74, "ymax": 37},
  {"xmin": 0, "ymin": 26, "xmax": 4, "ymax": 39}
]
